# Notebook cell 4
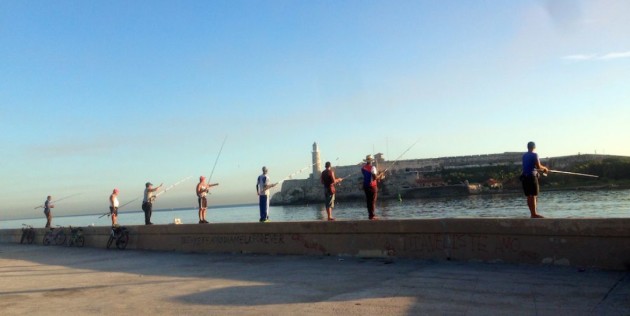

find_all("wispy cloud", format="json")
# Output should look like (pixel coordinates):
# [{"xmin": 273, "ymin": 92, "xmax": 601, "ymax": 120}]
[
  {"xmin": 562, "ymin": 51, "xmax": 630, "ymax": 61},
  {"xmin": 599, "ymin": 51, "xmax": 630, "ymax": 60}
]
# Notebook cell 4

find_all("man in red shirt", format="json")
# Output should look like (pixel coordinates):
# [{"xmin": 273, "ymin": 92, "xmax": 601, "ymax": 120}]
[
  {"xmin": 361, "ymin": 155, "xmax": 384, "ymax": 220},
  {"xmin": 321, "ymin": 161, "xmax": 343, "ymax": 221}
]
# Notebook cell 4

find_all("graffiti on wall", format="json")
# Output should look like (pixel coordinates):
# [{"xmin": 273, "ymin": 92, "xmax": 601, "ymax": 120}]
[
  {"xmin": 181, "ymin": 233, "xmax": 285, "ymax": 246},
  {"xmin": 403, "ymin": 233, "xmax": 526, "ymax": 256}
]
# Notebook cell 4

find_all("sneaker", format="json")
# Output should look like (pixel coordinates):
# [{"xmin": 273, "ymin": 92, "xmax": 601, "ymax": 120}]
[
  {"xmin": 199, "ymin": 220, "xmax": 204, "ymax": 224},
  {"xmin": 202, "ymin": 220, "xmax": 209, "ymax": 223},
  {"xmin": 262, "ymin": 219, "xmax": 271, "ymax": 223},
  {"xmin": 146, "ymin": 222, "xmax": 154, "ymax": 225}
]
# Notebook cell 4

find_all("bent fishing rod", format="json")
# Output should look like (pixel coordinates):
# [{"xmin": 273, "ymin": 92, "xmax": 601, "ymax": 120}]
[{"xmin": 34, "ymin": 193, "xmax": 82, "ymax": 209}]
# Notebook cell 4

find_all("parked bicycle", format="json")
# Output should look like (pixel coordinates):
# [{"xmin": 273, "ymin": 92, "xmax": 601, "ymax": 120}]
[
  {"xmin": 20, "ymin": 224, "xmax": 35, "ymax": 244},
  {"xmin": 43, "ymin": 225, "xmax": 66, "ymax": 246},
  {"xmin": 66, "ymin": 226, "xmax": 85, "ymax": 247},
  {"xmin": 106, "ymin": 226, "xmax": 129, "ymax": 250}
]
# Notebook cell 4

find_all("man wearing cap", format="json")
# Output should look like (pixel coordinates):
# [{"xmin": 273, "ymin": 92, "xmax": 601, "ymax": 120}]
[
  {"xmin": 196, "ymin": 176, "xmax": 219, "ymax": 224},
  {"xmin": 109, "ymin": 188, "xmax": 120, "ymax": 226},
  {"xmin": 321, "ymin": 161, "xmax": 343, "ymax": 221},
  {"xmin": 361, "ymin": 155, "xmax": 384, "ymax": 220},
  {"xmin": 142, "ymin": 182, "xmax": 163, "ymax": 225},
  {"xmin": 521, "ymin": 141, "xmax": 548, "ymax": 218},
  {"xmin": 256, "ymin": 166, "xmax": 277, "ymax": 222}
]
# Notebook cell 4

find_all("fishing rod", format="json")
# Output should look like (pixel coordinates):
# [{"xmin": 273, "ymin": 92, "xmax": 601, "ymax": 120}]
[
  {"xmin": 208, "ymin": 135, "xmax": 227, "ymax": 183},
  {"xmin": 381, "ymin": 138, "xmax": 420, "ymax": 174},
  {"xmin": 99, "ymin": 176, "xmax": 192, "ymax": 218},
  {"xmin": 156, "ymin": 175, "xmax": 193, "ymax": 197},
  {"xmin": 341, "ymin": 139, "xmax": 420, "ymax": 179},
  {"xmin": 272, "ymin": 162, "xmax": 318, "ymax": 187},
  {"xmin": 99, "ymin": 197, "xmax": 141, "ymax": 218},
  {"xmin": 542, "ymin": 170, "xmax": 599, "ymax": 178},
  {"xmin": 34, "ymin": 193, "xmax": 82, "ymax": 209}
]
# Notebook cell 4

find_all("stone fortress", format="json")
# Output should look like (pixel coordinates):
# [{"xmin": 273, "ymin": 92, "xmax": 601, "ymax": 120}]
[{"xmin": 270, "ymin": 142, "xmax": 613, "ymax": 205}]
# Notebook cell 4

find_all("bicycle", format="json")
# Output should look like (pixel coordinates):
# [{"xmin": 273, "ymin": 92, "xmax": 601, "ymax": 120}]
[
  {"xmin": 106, "ymin": 226, "xmax": 129, "ymax": 250},
  {"xmin": 66, "ymin": 226, "xmax": 85, "ymax": 247},
  {"xmin": 43, "ymin": 226, "xmax": 66, "ymax": 246},
  {"xmin": 20, "ymin": 224, "xmax": 35, "ymax": 244}
]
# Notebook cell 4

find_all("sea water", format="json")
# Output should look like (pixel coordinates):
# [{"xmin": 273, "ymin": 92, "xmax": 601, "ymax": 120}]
[{"xmin": 2, "ymin": 189, "xmax": 629, "ymax": 229}]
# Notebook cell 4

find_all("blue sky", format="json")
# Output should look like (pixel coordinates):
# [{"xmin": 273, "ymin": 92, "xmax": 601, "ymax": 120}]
[{"xmin": 1, "ymin": 0, "xmax": 629, "ymax": 219}]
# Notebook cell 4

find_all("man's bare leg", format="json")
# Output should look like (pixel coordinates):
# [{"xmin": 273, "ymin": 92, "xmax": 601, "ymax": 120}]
[{"xmin": 527, "ymin": 196, "xmax": 544, "ymax": 218}]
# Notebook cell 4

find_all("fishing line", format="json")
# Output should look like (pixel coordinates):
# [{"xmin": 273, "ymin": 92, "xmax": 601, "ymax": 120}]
[
  {"xmin": 34, "ymin": 193, "xmax": 82, "ymax": 209},
  {"xmin": 208, "ymin": 135, "xmax": 228, "ymax": 183}
]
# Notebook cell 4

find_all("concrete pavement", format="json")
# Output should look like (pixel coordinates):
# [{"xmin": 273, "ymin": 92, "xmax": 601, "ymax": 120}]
[{"xmin": 0, "ymin": 243, "xmax": 628, "ymax": 315}]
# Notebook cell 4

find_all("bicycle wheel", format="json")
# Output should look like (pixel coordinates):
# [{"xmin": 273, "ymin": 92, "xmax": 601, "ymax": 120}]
[
  {"xmin": 67, "ymin": 237, "xmax": 74, "ymax": 247},
  {"xmin": 106, "ymin": 235, "xmax": 114, "ymax": 249},
  {"xmin": 55, "ymin": 231, "xmax": 66, "ymax": 245},
  {"xmin": 43, "ymin": 232, "xmax": 52, "ymax": 246},
  {"xmin": 116, "ymin": 233, "xmax": 129, "ymax": 250},
  {"xmin": 26, "ymin": 230, "xmax": 35, "ymax": 244},
  {"xmin": 77, "ymin": 236, "xmax": 85, "ymax": 247}
]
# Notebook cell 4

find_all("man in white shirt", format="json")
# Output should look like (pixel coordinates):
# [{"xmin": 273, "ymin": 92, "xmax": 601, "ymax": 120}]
[{"xmin": 256, "ymin": 166, "xmax": 276, "ymax": 222}]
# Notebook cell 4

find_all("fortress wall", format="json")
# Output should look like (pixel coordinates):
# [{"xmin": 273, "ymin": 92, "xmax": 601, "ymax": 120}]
[{"xmin": 3, "ymin": 218, "xmax": 629, "ymax": 270}]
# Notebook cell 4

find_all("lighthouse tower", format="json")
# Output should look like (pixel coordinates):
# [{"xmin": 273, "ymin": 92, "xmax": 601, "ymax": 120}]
[{"xmin": 312, "ymin": 142, "xmax": 322, "ymax": 180}]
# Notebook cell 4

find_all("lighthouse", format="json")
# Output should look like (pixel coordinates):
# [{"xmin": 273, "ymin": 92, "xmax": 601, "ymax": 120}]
[{"xmin": 312, "ymin": 142, "xmax": 322, "ymax": 180}]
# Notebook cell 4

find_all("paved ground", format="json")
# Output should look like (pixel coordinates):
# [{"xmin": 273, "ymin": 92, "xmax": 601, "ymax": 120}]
[{"xmin": 0, "ymin": 243, "xmax": 628, "ymax": 316}]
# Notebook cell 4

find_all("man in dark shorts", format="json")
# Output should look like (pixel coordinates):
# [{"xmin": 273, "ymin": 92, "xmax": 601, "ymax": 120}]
[
  {"xmin": 43, "ymin": 195, "xmax": 54, "ymax": 228},
  {"xmin": 109, "ymin": 188, "xmax": 120, "ymax": 226},
  {"xmin": 521, "ymin": 141, "xmax": 548, "ymax": 218},
  {"xmin": 321, "ymin": 161, "xmax": 343, "ymax": 221},
  {"xmin": 196, "ymin": 176, "xmax": 219, "ymax": 224}
]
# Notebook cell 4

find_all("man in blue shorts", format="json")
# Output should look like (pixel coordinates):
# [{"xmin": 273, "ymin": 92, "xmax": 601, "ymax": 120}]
[{"xmin": 521, "ymin": 141, "xmax": 548, "ymax": 218}]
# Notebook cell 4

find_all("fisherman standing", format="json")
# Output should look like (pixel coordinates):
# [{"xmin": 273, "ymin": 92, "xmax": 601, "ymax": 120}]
[
  {"xmin": 321, "ymin": 161, "xmax": 343, "ymax": 221},
  {"xmin": 109, "ymin": 188, "xmax": 120, "ymax": 226},
  {"xmin": 256, "ymin": 166, "xmax": 277, "ymax": 222},
  {"xmin": 43, "ymin": 195, "xmax": 54, "ymax": 228},
  {"xmin": 142, "ymin": 182, "xmax": 162, "ymax": 225},
  {"xmin": 521, "ymin": 142, "xmax": 548, "ymax": 218},
  {"xmin": 196, "ymin": 176, "xmax": 219, "ymax": 224},
  {"xmin": 361, "ymin": 155, "xmax": 384, "ymax": 220}
]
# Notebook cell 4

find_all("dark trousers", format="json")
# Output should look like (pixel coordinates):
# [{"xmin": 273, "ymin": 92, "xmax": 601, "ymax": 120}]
[
  {"xmin": 363, "ymin": 186, "xmax": 378, "ymax": 219},
  {"xmin": 259, "ymin": 195, "xmax": 269, "ymax": 221},
  {"xmin": 142, "ymin": 202, "xmax": 152, "ymax": 224},
  {"xmin": 44, "ymin": 210, "xmax": 51, "ymax": 228}
]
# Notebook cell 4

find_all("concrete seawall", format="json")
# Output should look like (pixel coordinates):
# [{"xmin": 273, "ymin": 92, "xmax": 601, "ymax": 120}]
[{"xmin": 2, "ymin": 218, "xmax": 629, "ymax": 270}]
